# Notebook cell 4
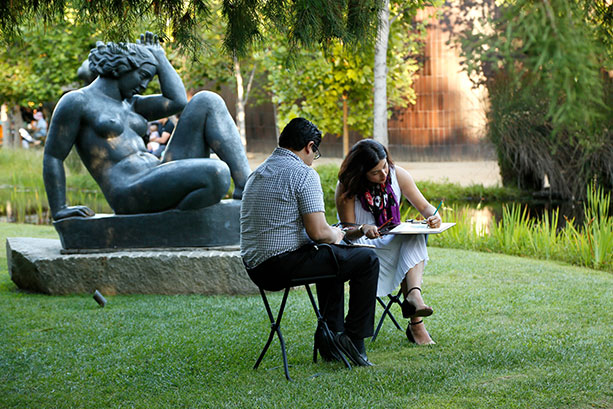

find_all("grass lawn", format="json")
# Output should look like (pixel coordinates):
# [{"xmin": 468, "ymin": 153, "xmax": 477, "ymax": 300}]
[{"xmin": 0, "ymin": 222, "xmax": 611, "ymax": 409}]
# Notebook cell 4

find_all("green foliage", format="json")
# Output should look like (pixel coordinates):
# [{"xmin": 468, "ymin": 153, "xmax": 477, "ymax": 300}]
[
  {"xmin": 0, "ymin": 0, "xmax": 382, "ymax": 58},
  {"xmin": 0, "ymin": 11, "xmax": 97, "ymax": 106},
  {"xmin": 266, "ymin": 41, "xmax": 374, "ymax": 137},
  {"xmin": 456, "ymin": 0, "xmax": 613, "ymax": 199},
  {"xmin": 458, "ymin": 0, "xmax": 612, "ymax": 132},
  {"xmin": 264, "ymin": 29, "xmax": 421, "ymax": 137}
]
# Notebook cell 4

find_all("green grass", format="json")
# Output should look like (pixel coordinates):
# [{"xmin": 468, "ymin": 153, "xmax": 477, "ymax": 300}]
[{"xmin": 1, "ymin": 223, "xmax": 611, "ymax": 408}]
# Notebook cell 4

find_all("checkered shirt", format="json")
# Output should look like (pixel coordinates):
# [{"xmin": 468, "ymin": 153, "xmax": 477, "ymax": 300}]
[{"xmin": 240, "ymin": 147, "xmax": 325, "ymax": 269}]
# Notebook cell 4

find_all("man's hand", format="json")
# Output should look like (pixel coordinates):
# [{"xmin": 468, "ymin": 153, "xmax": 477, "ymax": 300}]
[{"xmin": 331, "ymin": 226, "xmax": 345, "ymax": 244}]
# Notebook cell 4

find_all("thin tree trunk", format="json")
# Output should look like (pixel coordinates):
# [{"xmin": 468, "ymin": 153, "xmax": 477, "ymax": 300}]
[
  {"xmin": 342, "ymin": 91, "xmax": 349, "ymax": 156},
  {"xmin": 234, "ymin": 57, "xmax": 247, "ymax": 148},
  {"xmin": 373, "ymin": 0, "xmax": 390, "ymax": 147},
  {"xmin": 234, "ymin": 57, "xmax": 257, "ymax": 150}
]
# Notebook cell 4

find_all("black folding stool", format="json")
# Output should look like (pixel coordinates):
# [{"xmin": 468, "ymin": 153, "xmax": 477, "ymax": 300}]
[
  {"xmin": 249, "ymin": 244, "xmax": 351, "ymax": 380},
  {"xmin": 371, "ymin": 289, "xmax": 404, "ymax": 341}
]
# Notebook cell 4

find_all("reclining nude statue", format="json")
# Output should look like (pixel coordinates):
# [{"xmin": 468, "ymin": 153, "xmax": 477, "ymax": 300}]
[{"xmin": 43, "ymin": 32, "xmax": 251, "ymax": 221}]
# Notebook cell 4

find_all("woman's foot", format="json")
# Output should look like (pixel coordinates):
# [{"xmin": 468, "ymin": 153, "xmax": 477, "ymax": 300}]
[
  {"xmin": 401, "ymin": 287, "xmax": 433, "ymax": 318},
  {"xmin": 406, "ymin": 319, "xmax": 435, "ymax": 345}
]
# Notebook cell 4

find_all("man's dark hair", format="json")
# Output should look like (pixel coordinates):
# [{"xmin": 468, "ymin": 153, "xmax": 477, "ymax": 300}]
[{"xmin": 278, "ymin": 118, "xmax": 322, "ymax": 150}]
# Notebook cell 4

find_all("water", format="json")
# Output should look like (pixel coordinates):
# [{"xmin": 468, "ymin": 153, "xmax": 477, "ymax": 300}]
[{"xmin": 450, "ymin": 199, "xmax": 587, "ymax": 235}]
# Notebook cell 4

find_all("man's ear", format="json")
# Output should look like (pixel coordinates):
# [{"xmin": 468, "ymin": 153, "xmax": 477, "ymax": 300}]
[{"xmin": 305, "ymin": 141, "xmax": 314, "ymax": 155}]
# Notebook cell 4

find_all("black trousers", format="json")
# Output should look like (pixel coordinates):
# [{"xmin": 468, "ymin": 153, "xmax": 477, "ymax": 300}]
[{"xmin": 246, "ymin": 243, "xmax": 379, "ymax": 340}]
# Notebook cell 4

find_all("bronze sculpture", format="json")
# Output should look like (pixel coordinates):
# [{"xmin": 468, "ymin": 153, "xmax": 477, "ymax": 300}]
[{"xmin": 44, "ymin": 32, "xmax": 251, "ymax": 221}]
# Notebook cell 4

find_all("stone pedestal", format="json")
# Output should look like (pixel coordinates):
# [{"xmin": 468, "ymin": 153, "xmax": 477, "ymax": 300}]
[
  {"xmin": 54, "ymin": 199, "xmax": 241, "ymax": 250},
  {"xmin": 7, "ymin": 237, "xmax": 258, "ymax": 295}
]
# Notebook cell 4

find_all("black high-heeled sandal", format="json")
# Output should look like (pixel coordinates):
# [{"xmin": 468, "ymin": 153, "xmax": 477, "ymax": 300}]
[
  {"xmin": 405, "ymin": 319, "xmax": 423, "ymax": 343},
  {"xmin": 401, "ymin": 287, "xmax": 434, "ymax": 318}
]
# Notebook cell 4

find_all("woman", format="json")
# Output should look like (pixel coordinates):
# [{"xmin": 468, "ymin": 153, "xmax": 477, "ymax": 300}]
[
  {"xmin": 43, "ymin": 32, "xmax": 251, "ymax": 221},
  {"xmin": 335, "ymin": 139, "xmax": 441, "ymax": 345}
]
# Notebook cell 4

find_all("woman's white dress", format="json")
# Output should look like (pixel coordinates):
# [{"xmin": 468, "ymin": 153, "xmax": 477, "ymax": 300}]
[{"xmin": 351, "ymin": 167, "xmax": 428, "ymax": 297}]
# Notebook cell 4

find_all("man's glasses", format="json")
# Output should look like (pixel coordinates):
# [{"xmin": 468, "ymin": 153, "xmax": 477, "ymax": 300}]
[{"xmin": 313, "ymin": 144, "xmax": 321, "ymax": 160}]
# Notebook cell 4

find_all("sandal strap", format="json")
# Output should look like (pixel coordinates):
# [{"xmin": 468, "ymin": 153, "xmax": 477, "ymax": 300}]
[
  {"xmin": 407, "ymin": 287, "xmax": 422, "ymax": 295},
  {"xmin": 409, "ymin": 319, "xmax": 424, "ymax": 326}
]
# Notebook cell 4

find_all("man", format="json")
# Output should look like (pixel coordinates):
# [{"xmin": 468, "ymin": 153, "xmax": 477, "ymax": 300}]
[
  {"xmin": 148, "ymin": 116, "xmax": 175, "ymax": 158},
  {"xmin": 240, "ymin": 117, "xmax": 379, "ymax": 366}
]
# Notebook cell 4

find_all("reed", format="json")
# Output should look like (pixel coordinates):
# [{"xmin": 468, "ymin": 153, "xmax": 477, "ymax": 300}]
[
  {"xmin": 430, "ymin": 184, "xmax": 613, "ymax": 272},
  {"xmin": 0, "ymin": 148, "xmax": 111, "ymax": 223}
]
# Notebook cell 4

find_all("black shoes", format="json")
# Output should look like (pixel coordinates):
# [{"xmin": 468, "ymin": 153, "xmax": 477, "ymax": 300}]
[
  {"xmin": 314, "ymin": 325, "xmax": 343, "ymax": 362},
  {"xmin": 334, "ymin": 333, "xmax": 374, "ymax": 367},
  {"xmin": 401, "ymin": 287, "xmax": 434, "ymax": 318}
]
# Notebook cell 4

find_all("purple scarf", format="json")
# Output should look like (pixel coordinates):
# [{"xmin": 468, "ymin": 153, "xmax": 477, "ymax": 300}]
[{"xmin": 358, "ymin": 174, "xmax": 401, "ymax": 227}]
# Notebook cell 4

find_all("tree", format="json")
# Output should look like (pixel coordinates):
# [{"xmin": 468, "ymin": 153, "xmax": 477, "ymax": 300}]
[
  {"xmin": 0, "ymin": 11, "xmax": 96, "ymax": 146},
  {"xmin": 264, "ymin": 29, "xmax": 420, "ymax": 155},
  {"xmin": 0, "ymin": 0, "xmax": 383, "ymax": 58},
  {"xmin": 454, "ymin": 0, "xmax": 613, "ymax": 199},
  {"xmin": 373, "ymin": 0, "xmax": 433, "ymax": 147},
  {"xmin": 168, "ymin": 3, "xmax": 261, "ymax": 147}
]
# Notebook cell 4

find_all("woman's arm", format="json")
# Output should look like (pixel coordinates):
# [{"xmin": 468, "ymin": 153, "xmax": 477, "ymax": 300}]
[
  {"xmin": 133, "ymin": 33, "xmax": 188, "ymax": 120},
  {"xmin": 395, "ymin": 166, "xmax": 442, "ymax": 228},
  {"xmin": 43, "ymin": 92, "xmax": 95, "ymax": 220}
]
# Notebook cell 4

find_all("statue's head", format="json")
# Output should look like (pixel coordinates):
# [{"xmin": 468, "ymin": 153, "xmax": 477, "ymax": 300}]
[{"xmin": 88, "ymin": 41, "xmax": 157, "ymax": 79}]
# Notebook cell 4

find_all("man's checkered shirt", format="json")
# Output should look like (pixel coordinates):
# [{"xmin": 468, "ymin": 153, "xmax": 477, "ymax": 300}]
[{"xmin": 240, "ymin": 147, "xmax": 325, "ymax": 269}]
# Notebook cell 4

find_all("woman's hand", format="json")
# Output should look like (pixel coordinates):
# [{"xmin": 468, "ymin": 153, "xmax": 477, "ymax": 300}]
[
  {"xmin": 54, "ymin": 206, "xmax": 95, "ymax": 221},
  {"xmin": 361, "ymin": 224, "xmax": 381, "ymax": 239},
  {"xmin": 426, "ymin": 213, "xmax": 442, "ymax": 229}
]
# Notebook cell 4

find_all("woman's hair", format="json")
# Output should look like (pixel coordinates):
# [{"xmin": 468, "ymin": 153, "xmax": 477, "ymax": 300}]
[
  {"xmin": 338, "ymin": 139, "xmax": 394, "ymax": 198},
  {"xmin": 88, "ymin": 41, "xmax": 157, "ymax": 78},
  {"xmin": 278, "ymin": 118, "xmax": 322, "ymax": 151}
]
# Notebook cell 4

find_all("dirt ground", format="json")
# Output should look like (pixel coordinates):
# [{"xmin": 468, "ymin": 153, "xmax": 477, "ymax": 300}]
[{"xmin": 247, "ymin": 152, "xmax": 502, "ymax": 187}]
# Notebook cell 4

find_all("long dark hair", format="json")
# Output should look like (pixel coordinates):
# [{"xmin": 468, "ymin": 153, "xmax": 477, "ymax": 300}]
[{"xmin": 338, "ymin": 139, "xmax": 394, "ymax": 198}]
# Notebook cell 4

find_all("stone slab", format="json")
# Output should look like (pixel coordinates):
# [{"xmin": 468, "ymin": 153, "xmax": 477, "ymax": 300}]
[
  {"xmin": 7, "ymin": 237, "xmax": 258, "ymax": 295},
  {"xmin": 53, "ymin": 199, "xmax": 241, "ymax": 250}
]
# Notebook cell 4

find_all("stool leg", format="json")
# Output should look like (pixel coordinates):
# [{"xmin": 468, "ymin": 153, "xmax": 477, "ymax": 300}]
[
  {"xmin": 372, "ymin": 291, "xmax": 404, "ymax": 342},
  {"xmin": 385, "ymin": 292, "xmax": 404, "ymax": 331},
  {"xmin": 254, "ymin": 287, "xmax": 293, "ymax": 380}
]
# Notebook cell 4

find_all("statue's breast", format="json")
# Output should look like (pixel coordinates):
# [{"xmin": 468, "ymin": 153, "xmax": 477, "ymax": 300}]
[
  {"xmin": 127, "ymin": 111, "xmax": 148, "ymax": 137},
  {"xmin": 93, "ymin": 113, "xmax": 125, "ymax": 139}
]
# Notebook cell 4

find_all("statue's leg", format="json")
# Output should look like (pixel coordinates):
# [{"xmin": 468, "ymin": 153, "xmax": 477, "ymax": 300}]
[
  {"xmin": 111, "ymin": 159, "xmax": 231, "ymax": 214},
  {"xmin": 163, "ymin": 91, "xmax": 251, "ymax": 199}
]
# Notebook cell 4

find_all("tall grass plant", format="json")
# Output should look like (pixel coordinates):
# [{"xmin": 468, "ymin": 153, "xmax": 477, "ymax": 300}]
[
  {"xmin": 0, "ymin": 148, "xmax": 113, "ymax": 223},
  {"xmin": 430, "ymin": 184, "xmax": 613, "ymax": 272}
]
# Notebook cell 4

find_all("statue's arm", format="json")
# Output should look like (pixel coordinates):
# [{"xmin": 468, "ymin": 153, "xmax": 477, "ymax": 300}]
[
  {"xmin": 43, "ymin": 92, "xmax": 95, "ymax": 221},
  {"xmin": 134, "ymin": 33, "xmax": 188, "ymax": 120}
]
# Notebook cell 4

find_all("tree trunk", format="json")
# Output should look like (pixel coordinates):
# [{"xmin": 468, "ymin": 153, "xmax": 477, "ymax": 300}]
[
  {"xmin": 234, "ymin": 58, "xmax": 247, "ymax": 148},
  {"xmin": 373, "ymin": 0, "xmax": 390, "ymax": 147},
  {"xmin": 234, "ymin": 57, "xmax": 257, "ymax": 150},
  {"xmin": 342, "ymin": 91, "xmax": 349, "ymax": 156}
]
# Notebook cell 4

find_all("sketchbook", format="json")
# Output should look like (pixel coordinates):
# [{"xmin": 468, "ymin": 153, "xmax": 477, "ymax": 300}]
[{"xmin": 387, "ymin": 222, "xmax": 456, "ymax": 235}]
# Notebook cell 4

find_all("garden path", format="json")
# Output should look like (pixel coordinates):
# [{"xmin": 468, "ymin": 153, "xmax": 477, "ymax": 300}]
[{"xmin": 247, "ymin": 152, "xmax": 502, "ymax": 187}]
